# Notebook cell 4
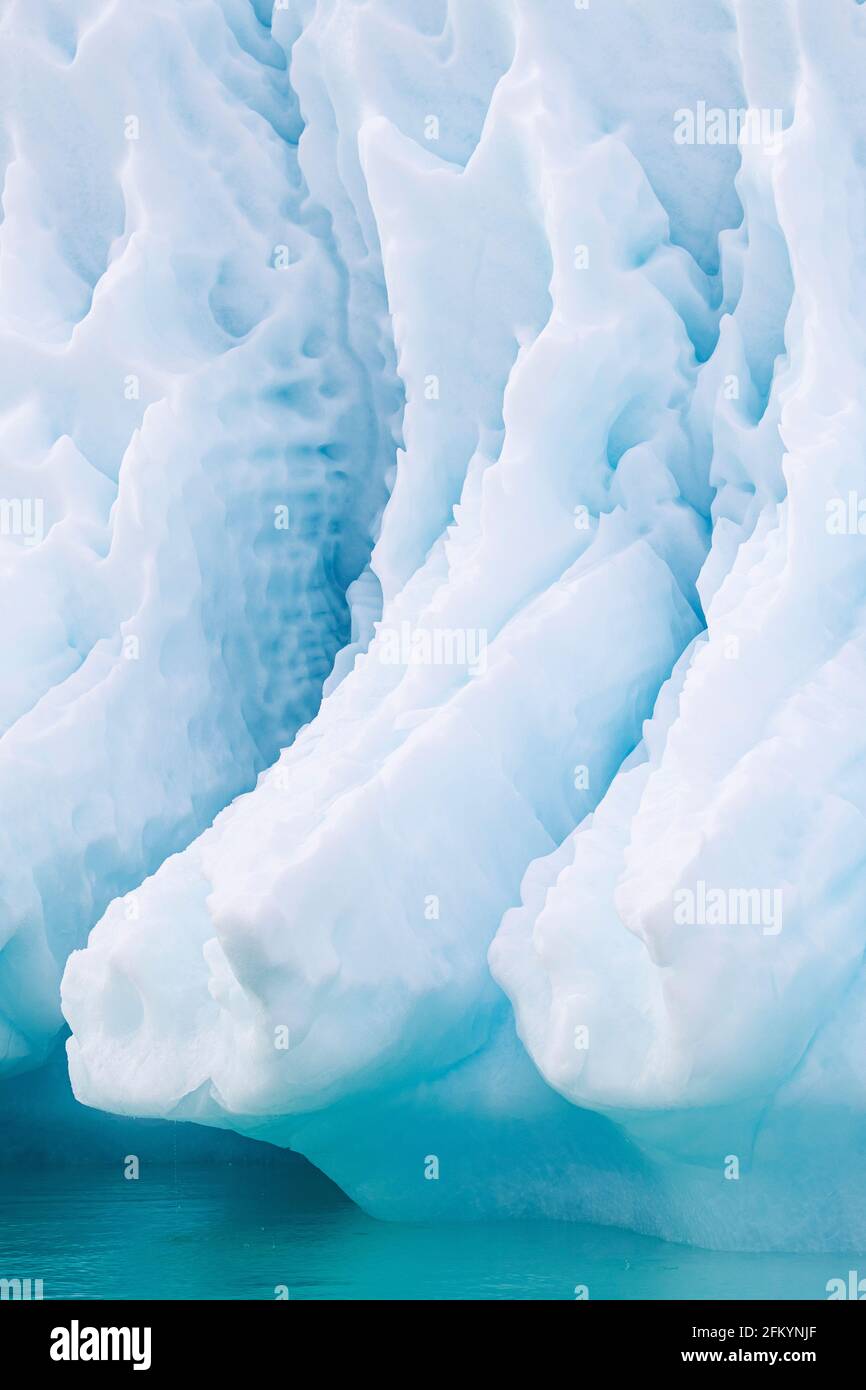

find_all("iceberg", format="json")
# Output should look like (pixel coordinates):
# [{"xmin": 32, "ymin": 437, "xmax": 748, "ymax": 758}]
[{"xmin": 1, "ymin": 0, "xmax": 864, "ymax": 1250}]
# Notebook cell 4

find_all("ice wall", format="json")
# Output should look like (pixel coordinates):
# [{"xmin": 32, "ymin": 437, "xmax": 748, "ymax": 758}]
[
  {"xmin": 0, "ymin": 0, "xmax": 393, "ymax": 1072},
  {"xmin": 5, "ymin": 0, "xmax": 865, "ymax": 1249}
]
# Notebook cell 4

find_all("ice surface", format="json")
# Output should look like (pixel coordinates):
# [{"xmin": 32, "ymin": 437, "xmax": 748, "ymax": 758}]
[
  {"xmin": 2, "ymin": 0, "xmax": 864, "ymax": 1248},
  {"xmin": 0, "ymin": 0, "xmax": 391, "ymax": 1070}
]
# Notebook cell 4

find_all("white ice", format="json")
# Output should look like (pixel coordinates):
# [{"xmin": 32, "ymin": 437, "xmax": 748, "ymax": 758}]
[{"xmin": 2, "ymin": 0, "xmax": 864, "ymax": 1250}]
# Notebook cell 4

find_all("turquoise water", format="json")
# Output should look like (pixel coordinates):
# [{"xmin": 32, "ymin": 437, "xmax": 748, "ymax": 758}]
[{"xmin": 0, "ymin": 1164, "xmax": 856, "ymax": 1300}]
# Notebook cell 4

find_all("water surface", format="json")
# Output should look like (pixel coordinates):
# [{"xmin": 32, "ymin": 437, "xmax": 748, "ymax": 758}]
[{"xmin": 0, "ymin": 1165, "xmax": 855, "ymax": 1300}]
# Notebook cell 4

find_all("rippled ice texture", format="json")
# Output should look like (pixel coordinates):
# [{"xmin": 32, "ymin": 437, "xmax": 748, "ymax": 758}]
[{"xmin": 2, "ymin": 0, "xmax": 866, "ymax": 1253}]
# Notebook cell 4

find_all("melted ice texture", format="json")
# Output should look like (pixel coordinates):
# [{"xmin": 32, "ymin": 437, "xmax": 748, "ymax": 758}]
[{"xmin": 3, "ymin": 0, "xmax": 865, "ymax": 1248}]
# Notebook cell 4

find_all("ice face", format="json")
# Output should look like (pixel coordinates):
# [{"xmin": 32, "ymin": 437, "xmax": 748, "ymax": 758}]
[
  {"xmin": 0, "ymin": 0, "xmax": 394, "ymax": 1071},
  {"xmin": 6, "ymin": 0, "xmax": 866, "ymax": 1248}
]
